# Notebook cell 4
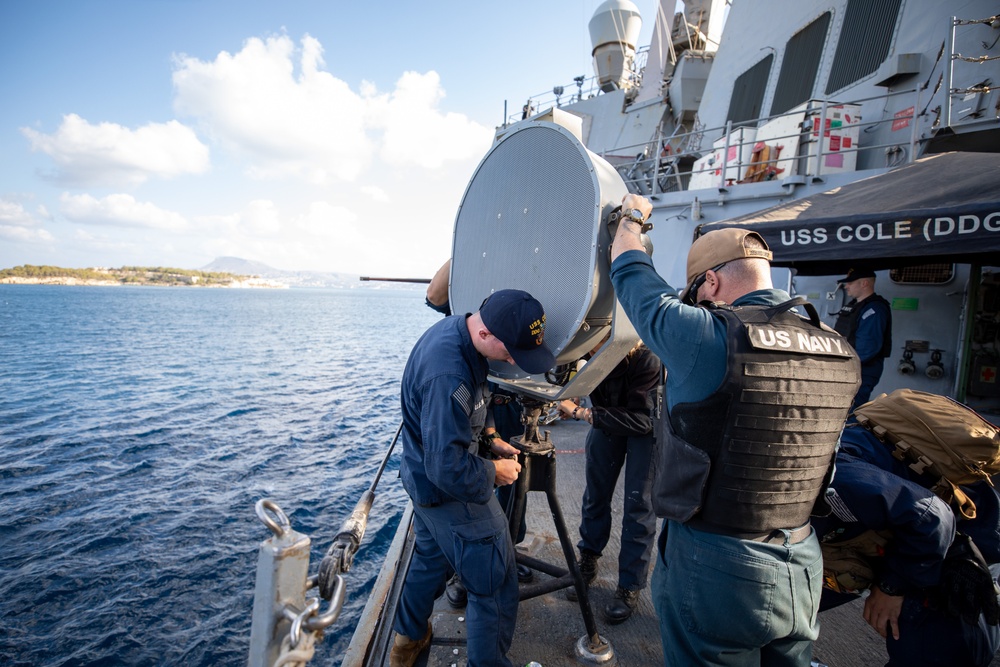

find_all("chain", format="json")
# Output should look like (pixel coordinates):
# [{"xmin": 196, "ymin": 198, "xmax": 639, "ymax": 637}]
[
  {"xmin": 948, "ymin": 12, "xmax": 1000, "ymax": 94},
  {"xmin": 274, "ymin": 599, "xmax": 320, "ymax": 667},
  {"xmin": 952, "ymin": 84, "xmax": 997, "ymax": 95},
  {"xmin": 271, "ymin": 574, "xmax": 346, "ymax": 667},
  {"xmin": 252, "ymin": 499, "xmax": 352, "ymax": 667},
  {"xmin": 953, "ymin": 15, "xmax": 1000, "ymax": 26},
  {"xmin": 952, "ymin": 53, "xmax": 1000, "ymax": 63}
]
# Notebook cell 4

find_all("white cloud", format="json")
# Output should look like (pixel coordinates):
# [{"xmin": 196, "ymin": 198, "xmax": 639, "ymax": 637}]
[
  {"xmin": 375, "ymin": 71, "xmax": 493, "ymax": 169},
  {"xmin": 294, "ymin": 201, "xmax": 357, "ymax": 237},
  {"xmin": 171, "ymin": 34, "xmax": 492, "ymax": 184},
  {"xmin": 60, "ymin": 193, "xmax": 189, "ymax": 231},
  {"xmin": 0, "ymin": 226, "xmax": 54, "ymax": 243},
  {"xmin": 239, "ymin": 200, "xmax": 282, "ymax": 236},
  {"xmin": 0, "ymin": 198, "xmax": 53, "ymax": 243},
  {"xmin": 0, "ymin": 198, "xmax": 40, "ymax": 227},
  {"xmin": 65, "ymin": 229, "xmax": 154, "ymax": 265},
  {"xmin": 21, "ymin": 114, "xmax": 210, "ymax": 187},
  {"xmin": 6, "ymin": 33, "xmax": 493, "ymax": 277},
  {"xmin": 360, "ymin": 185, "xmax": 390, "ymax": 202},
  {"xmin": 192, "ymin": 198, "xmax": 373, "ymax": 273},
  {"xmin": 197, "ymin": 199, "xmax": 357, "ymax": 241},
  {"xmin": 173, "ymin": 34, "xmax": 370, "ymax": 184}
]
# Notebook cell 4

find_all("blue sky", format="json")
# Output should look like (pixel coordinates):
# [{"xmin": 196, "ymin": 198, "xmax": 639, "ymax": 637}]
[{"xmin": 0, "ymin": 0, "xmax": 664, "ymax": 278}]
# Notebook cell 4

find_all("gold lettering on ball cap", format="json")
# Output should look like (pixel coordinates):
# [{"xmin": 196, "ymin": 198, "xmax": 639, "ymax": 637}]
[{"xmin": 530, "ymin": 316, "xmax": 546, "ymax": 344}]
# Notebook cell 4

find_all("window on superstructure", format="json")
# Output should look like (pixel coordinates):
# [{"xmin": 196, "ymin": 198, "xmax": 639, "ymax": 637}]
[
  {"xmin": 727, "ymin": 55, "xmax": 773, "ymax": 125},
  {"xmin": 771, "ymin": 12, "xmax": 831, "ymax": 116},
  {"xmin": 826, "ymin": 0, "xmax": 903, "ymax": 94}
]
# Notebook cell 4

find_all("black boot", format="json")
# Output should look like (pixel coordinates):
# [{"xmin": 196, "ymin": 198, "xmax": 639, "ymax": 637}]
[
  {"xmin": 579, "ymin": 551, "xmax": 599, "ymax": 584},
  {"xmin": 566, "ymin": 550, "xmax": 599, "ymax": 601},
  {"xmin": 604, "ymin": 586, "xmax": 639, "ymax": 623},
  {"xmin": 445, "ymin": 573, "xmax": 467, "ymax": 608}
]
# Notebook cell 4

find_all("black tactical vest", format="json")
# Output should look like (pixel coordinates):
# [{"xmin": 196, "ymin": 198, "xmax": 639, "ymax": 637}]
[
  {"xmin": 833, "ymin": 293, "xmax": 893, "ymax": 359},
  {"xmin": 653, "ymin": 298, "xmax": 861, "ymax": 534}
]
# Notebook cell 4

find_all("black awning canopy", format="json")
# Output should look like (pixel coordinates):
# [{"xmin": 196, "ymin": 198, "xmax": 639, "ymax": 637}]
[{"xmin": 696, "ymin": 151, "xmax": 1000, "ymax": 275}]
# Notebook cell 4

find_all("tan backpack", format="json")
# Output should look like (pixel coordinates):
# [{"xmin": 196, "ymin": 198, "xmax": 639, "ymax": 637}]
[
  {"xmin": 853, "ymin": 389, "xmax": 1000, "ymax": 520},
  {"xmin": 821, "ymin": 530, "xmax": 892, "ymax": 594}
]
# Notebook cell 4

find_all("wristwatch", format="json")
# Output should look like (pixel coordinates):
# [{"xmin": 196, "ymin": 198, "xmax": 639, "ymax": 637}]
[
  {"xmin": 877, "ymin": 579, "xmax": 903, "ymax": 597},
  {"xmin": 624, "ymin": 207, "xmax": 646, "ymax": 224}
]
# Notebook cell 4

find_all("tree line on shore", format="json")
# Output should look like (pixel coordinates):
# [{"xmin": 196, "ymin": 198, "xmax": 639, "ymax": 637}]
[{"xmin": 0, "ymin": 264, "xmax": 249, "ymax": 286}]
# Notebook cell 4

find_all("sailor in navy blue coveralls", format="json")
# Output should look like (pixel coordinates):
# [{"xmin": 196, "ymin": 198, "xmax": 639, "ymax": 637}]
[
  {"xmin": 425, "ymin": 263, "xmax": 527, "ymax": 541},
  {"xmin": 815, "ymin": 426, "xmax": 1000, "ymax": 667},
  {"xmin": 392, "ymin": 290, "xmax": 554, "ymax": 667}
]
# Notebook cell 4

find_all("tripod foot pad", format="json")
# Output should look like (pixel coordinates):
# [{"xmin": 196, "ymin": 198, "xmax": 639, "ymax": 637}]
[{"xmin": 575, "ymin": 634, "xmax": 616, "ymax": 665}]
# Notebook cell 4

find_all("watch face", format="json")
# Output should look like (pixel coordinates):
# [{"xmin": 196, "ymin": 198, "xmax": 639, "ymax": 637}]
[{"xmin": 628, "ymin": 208, "xmax": 644, "ymax": 222}]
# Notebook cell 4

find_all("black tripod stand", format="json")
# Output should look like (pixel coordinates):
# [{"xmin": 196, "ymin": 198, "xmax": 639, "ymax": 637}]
[{"xmin": 504, "ymin": 398, "xmax": 615, "ymax": 665}]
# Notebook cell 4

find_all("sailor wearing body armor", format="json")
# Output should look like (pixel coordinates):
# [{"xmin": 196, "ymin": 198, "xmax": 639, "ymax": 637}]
[
  {"xmin": 657, "ymin": 298, "xmax": 861, "ymax": 535},
  {"xmin": 834, "ymin": 267, "xmax": 893, "ymax": 414},
  {"xmin": 609, "ymin": 203, "xmax": 861, "ymax": 667}
]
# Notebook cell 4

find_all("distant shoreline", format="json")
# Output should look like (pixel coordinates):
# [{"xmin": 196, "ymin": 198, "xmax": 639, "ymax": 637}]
[
  {"xmin": 0, "ymin": 263, "xmax": 429, "ymax": 290},
  {"xmin": 0, "ymin": 276, "xmax": 287, "ymax": 288},
  {"xmin": 0, "ymin": 265, "xmax": 288, "ymax": 289}
]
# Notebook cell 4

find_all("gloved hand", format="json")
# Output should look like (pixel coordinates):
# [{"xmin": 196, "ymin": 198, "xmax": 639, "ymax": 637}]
[{"xmin": 939, "ymin": 532, "xmax": 1000, "ymax": 625}]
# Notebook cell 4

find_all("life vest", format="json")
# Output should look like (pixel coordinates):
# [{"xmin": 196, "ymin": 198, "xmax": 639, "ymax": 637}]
[
  {"xmin": 834, "ymin": 293, "xmax": 893, "ymax": 359},
  {"xmin": 653, "ymin": 297, "xmax": 861, "ymax": 534}
]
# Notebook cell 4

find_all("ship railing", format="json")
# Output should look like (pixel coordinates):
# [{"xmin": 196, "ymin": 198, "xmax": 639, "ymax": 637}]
[
  {"xmin": 504, "ymin": 47, "xmax": 650, "ymax": 126},
  {"xmin": 607, "ymin": 86, "xmax": 924, "ymax": 197},
  {"xmin": 946, "ymin": 13, "xmax": 1000, "ymax": 128}
]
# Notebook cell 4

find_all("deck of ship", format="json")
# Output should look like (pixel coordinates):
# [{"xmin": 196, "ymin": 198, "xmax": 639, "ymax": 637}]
[{"xmin": 343, "ymin": 417, "xmax": 1000, "ymax": 667}]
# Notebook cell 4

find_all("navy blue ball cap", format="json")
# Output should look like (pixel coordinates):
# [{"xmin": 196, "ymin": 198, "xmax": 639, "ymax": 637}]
[
  {"xmin": 837, "ymin": 267, "xmax": 876, "ymax": 284},
  {"xmin": 479, "ymin": 289, "xmax": 556, "ymax": 374}
]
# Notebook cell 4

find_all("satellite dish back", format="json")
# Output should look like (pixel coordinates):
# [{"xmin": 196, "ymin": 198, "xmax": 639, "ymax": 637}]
[{"xmin": 450, "ymin": 121, "xmax": 638, "ymax": 396}]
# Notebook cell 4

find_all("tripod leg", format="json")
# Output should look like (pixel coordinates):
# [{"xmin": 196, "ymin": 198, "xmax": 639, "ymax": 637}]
[
  {"xmin": 541, "ymin": 455, "xmax": 602, "ymax": 643},
  {"xmin": 506, "ymin": 455, "xmax": 528, "ymax": 539}
]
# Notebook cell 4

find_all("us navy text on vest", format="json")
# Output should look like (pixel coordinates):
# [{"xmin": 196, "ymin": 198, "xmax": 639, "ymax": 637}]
[{"xmin": 746, "ymin": 324, "xmax": 855, "ymax": 357}]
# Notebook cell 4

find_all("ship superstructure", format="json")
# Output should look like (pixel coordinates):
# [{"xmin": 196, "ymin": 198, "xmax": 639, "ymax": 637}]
[{"xmin": 500, "ymin": 0, "xmax": 1000, "ymax": 416}]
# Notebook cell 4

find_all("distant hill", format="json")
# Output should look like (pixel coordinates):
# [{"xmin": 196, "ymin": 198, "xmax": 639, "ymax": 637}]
[{"xmin": 200, "ymin": 257, "xmax": 423, "ymax": 290}]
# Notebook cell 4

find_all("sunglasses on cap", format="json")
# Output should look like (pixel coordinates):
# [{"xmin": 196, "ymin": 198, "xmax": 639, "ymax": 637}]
[{"xmin": 682, "ymin": 262, "xmax": 728, "ymax": 306}]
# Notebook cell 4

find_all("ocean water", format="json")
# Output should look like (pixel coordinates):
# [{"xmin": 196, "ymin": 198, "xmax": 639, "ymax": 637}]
[{"xmin": 0, "ymin": 285, "xmax": 440, "ymax": 667}]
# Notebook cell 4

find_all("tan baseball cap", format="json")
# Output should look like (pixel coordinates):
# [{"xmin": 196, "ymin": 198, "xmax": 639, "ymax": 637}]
[{"xmin": 680, "ymin": 228, "xmax": 773, "ymax": 302}]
